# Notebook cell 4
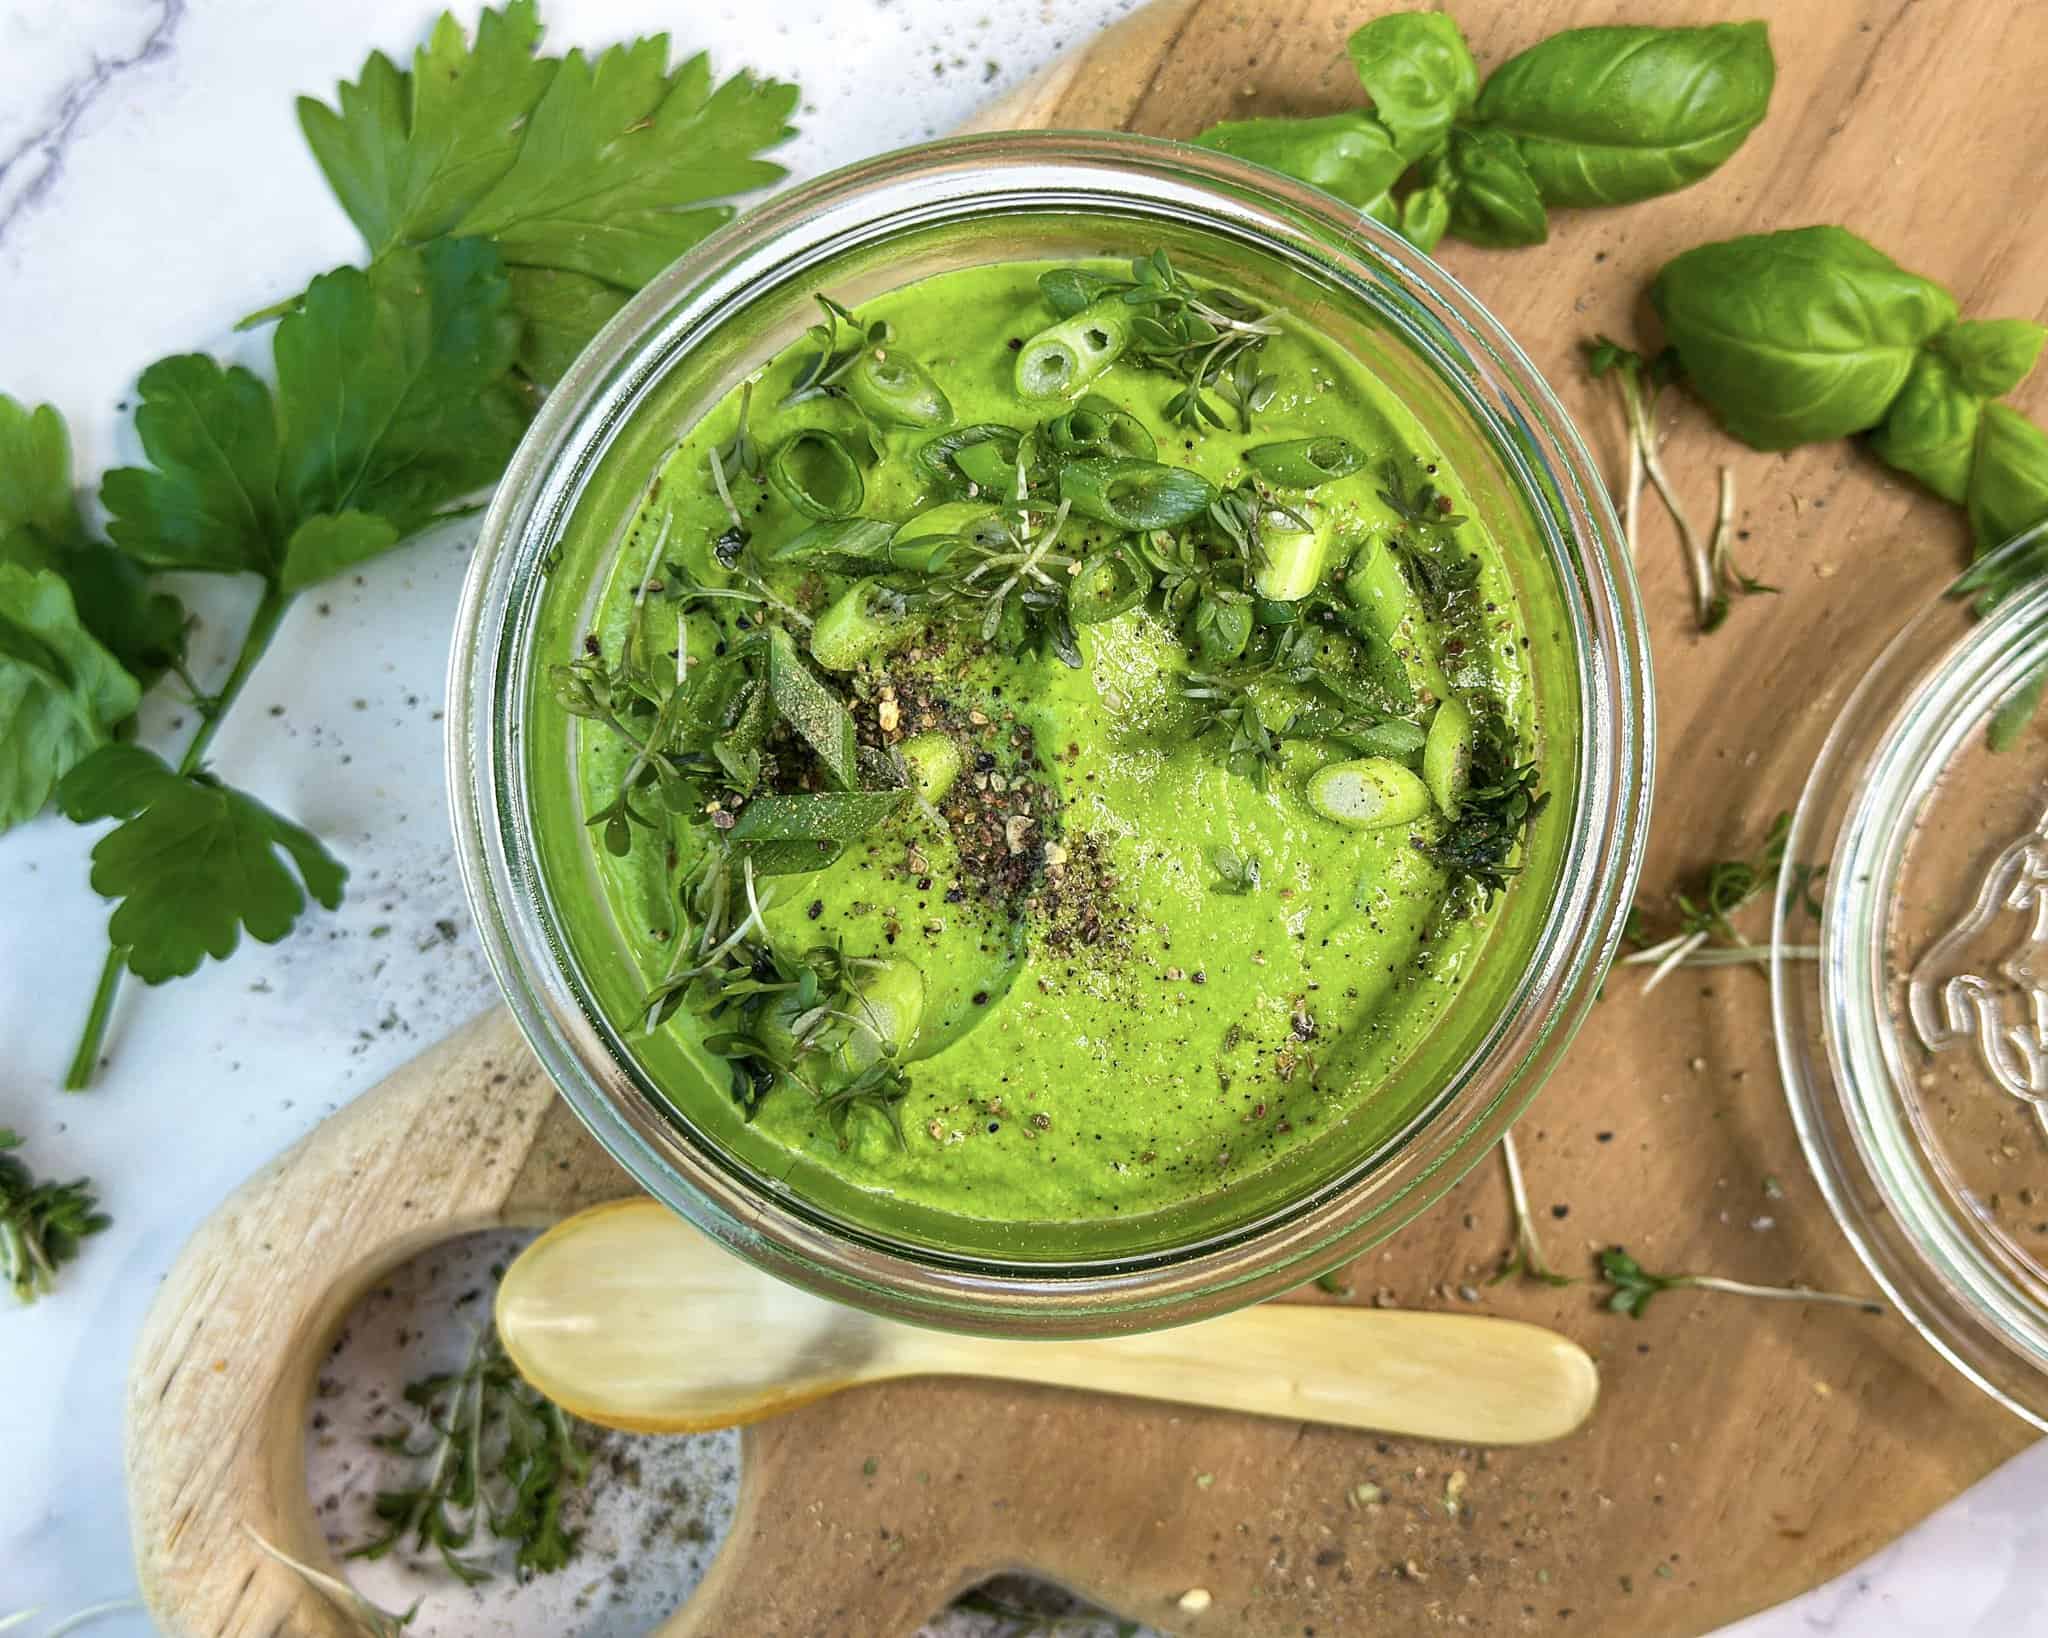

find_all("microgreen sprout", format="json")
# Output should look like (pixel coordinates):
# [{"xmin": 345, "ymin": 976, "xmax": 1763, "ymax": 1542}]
[{"xmin": 1598, "ymin": 1246, "xmax": 1884, "ymax": 1320}]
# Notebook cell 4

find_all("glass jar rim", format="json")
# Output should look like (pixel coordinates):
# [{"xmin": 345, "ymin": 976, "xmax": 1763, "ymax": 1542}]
[
  {"xmin": 1774, "ymin": 523, "xmax": 2048, "ymax": 1428},
  {"xmin": 448, "ymin": 130, "xmax": 1653, "ymax": 1335}
]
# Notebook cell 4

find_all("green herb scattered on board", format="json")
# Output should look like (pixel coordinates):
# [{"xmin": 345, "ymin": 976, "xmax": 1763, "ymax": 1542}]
[
  {"xmin": 0, "ymin": 1128, "xmax": 110, "ymax": 1306},
  {"xmin": 1194, "ymin": 15, "xmax": 1774, "ymax": 253},
  {"xmin": 0, "ymin": 1, "xmax": 797, "ymax": 1091},
  {"xmin": 1602, "ymin": 225, "xmax": 2048, "ymax": 669},
  {"xmin": 1597, "ymin": 1246, "xmax": 1883, "ymax": 1320},
  {"xmin": 1490, "ymin": 1129, "xmax": 1572, "ymax": 1289},
  {"xmin": 1622, "ymin": 811, "xmax": 1825, "ymax": 990}
]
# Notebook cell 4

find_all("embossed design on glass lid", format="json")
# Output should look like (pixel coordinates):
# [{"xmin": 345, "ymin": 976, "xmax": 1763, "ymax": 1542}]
[{"xmin": 1909, "ymin": 797, "xmax": 2048, "ymax": 1144}]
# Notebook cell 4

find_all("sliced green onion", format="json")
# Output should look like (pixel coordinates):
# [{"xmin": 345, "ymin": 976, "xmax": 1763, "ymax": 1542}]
[
  {"xmin": 1244, "ymin": 437, "xmax": 1365, "ymax": 488},
  {"xmin": 1059, "ymin": 458, "xmax": 1216, "ymax": 529},
  {"xmin": 1015, "ymin": 296, "xmax": 1135, "ymax": 400},
  {"xmin": 844, "ymin": 347, "xmax": 953, "ymax": 428},
  {"xmin": 953, "ymin": 439, "xmax": 1017, "ymax": 493},
  {"xmin": 898, "ymin": 731, "xmax": 962, "ymax": 804},
  {"xmin": 767, "ymin": 517, "xmax": 897, "ymax": 563},
  {"xmin": 1422, "ymin": 695, "xmax": 1477, "ymax": 816},
  {"xmin": 886, "ymin": 502, "xmax": 1003, "ymax": 573},
  {"xmin": 767, "ymin": 430, "xmax": 864, "ymax": 520},
  {"xmin": 1306, "ymin": 757, "xmax": 1433, "ymax": 829},
  {"xmin": 1045, "ymin": 395, "xmax": 1157, "ymax": 462},
  {"xmin": 811, "ymin": 578, "xmax": 922, "ymax": 672},
  {"xmin": 1251, "ymin": 501, "xmax": 1335, "ymax": 601},
  {"xmin": 1067, "ymin": 543, "xmax": 1152, "ymax": 624},
  {"xmin": 914, "ymin": 424, "xmax": 1022, "ymax": 496}
]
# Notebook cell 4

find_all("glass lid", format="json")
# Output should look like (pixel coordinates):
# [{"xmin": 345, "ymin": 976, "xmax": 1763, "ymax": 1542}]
[{"xmin": 1775, "ymin": 523, "xmax": 2048, "ymax": 1429}]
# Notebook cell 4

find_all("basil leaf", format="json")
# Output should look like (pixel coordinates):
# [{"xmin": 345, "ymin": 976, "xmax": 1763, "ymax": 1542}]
[
  {"xmin": 733, "ymin": 838, "xmax": 846, "ymax": 877},
  {"xmin": 1935, "ymin": 318, "xmax": 2048, "ymax": 399},
  {"xmin": 1345, "ymin": 13, "xmax": 1479, "ymax": 163},
  {"xmin": 1968, "ymin": 404, "xmax": 2048, "ymax": 557},
  {"xmin": 726, "ymin": 789, "xmax": 908, "ymax": 843},
  {"xmin": 1474, "ymin": 22, "xmax": 1775, "ymax": 208},
  {"xmin": 1650, "ymin": 227, "xmax": 1958, "ymax": 450},
  {"xmin": 1193, "ymin": 111, "xmax": 1407, "ymax": 211},
  {"xmin": 1868, "ymin": 352, "xmax": 1979, "ymax": 506},
  {"xmin": 763, "ymin": 625, "xmax": 858, "ymax": 790},
  {"xmin": 1398, "ymin": 184, "xmax": 1451, "ymax": 253},
  {"xmin": 766, "ymin": 517, "xmax": 897, "ymax": 563},
  {"xmin": 1443, "ymin": 127, "xmax": 1547, "ymax": 248}
]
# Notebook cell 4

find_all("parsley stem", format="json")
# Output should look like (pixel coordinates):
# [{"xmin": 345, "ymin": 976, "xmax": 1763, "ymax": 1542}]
[{"xmin": 62, "ymin": 584, "xmax": 294, "ymax": 1090}]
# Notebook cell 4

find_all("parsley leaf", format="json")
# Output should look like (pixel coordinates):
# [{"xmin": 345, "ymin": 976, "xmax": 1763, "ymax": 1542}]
[
  {"xmin": 1, "ymin": 1127, "xmax": 111, "ymax": 1305},
  {"xmin": 1, "ymin": 395, "xmax": 185, "ymax": 688},
  {"xmin": 296, "ymin": 0, "xmax": 557, "ymax": 255},
  {"xmin": 0, "ymin": 396, "xmax": 78, "ymax": 544},
  {"xmin": 104, "ymin": 239, "xmax": 525, "ymax": 586},
  {"xmin": 101, "ymin": 355, "xmax": 283, "ymax": 577},
  {"xmin": 276, "ymin": 239, "xmax": 527, "ymax": 532},
  {"xmin": 299, "ymin": 7, "xmax": 797, "ymax": 383},
  {"xmin": 454, "ymin": 44, "xmax": 797, "ymax": 289},
  {"xmin": 0, "ymin": 565, "xmax": 142, "ymax": 830},
  {"xmin": 56, "ymin": 744, "xmax": 347, "ymax": 983}
]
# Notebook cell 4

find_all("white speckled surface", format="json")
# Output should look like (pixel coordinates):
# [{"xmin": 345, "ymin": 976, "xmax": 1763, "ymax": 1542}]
[{"xmin": 0, "ymin": 2, "xmax": 2042, "ymax": 1633}]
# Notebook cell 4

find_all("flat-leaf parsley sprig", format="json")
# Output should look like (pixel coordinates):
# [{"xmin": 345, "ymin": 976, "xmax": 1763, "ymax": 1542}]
[{"xmin": 4, "ymin": 1, "xmax": 798, "ymax": 1090}]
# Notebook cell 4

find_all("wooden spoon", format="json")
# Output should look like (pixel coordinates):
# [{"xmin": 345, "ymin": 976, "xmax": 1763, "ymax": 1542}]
[{"xmin": 495, "ymin": 1198, "xmax": 1601, "ymax": 1445}]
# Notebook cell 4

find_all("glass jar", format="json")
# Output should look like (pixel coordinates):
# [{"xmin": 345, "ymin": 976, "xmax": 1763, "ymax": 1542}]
[
  {"xmin": 449, "ymin": 132, "xmax": 1652, "ymax": 1337},
  {"xmin": 1775, "ymin": 526, "xmax": 2048, "ymax": 1428}
]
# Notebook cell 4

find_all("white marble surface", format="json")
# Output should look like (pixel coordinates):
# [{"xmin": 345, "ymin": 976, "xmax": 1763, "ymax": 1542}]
[{"xmin": 0, "ymin": 1, "xmax": 2043, "ymax": 1633}]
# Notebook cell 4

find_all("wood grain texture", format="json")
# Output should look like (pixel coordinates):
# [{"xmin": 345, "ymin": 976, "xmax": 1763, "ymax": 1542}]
[{"xmin": 128, "ymin": 1, "xmax": 2047, "ymax": 1633}]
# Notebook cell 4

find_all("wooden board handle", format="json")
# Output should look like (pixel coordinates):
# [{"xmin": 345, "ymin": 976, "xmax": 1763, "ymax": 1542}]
[
  {"xmin": 123, "ymin": 1008, "xmax": 969, "ymax": 1638},
  {"xmin": 124, "ymin": 1007, "xmax": 628, "ymax": 1635}
]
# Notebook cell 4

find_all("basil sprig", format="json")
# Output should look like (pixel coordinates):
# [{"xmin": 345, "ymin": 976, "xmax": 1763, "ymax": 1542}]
[
  {"xmin": 1195, "ymin": 12, "xmax": 1775, "ymax": 254},
  {"xmin": 1645, "ymin": 225, "xmax": 2048, "ymax": 570},
  {"xmin": 1472, "ymin": 23, "xmax": 1774, "ymax": 207}
]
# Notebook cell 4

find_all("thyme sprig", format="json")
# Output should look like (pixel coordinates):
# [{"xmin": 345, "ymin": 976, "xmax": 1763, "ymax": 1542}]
[
  {"xmin": 1, "ymin": 1127, "xmax": 110, "ymax": 1305},
  {"xmin": 1052, "ymin": 250, "xmax": 1282, "ymax": 432},
  {"xmin": 1182, "ymin": 672, "xmax": 1286, "ymax": 790},
  {"xmin": 1423, "ymin": 706, "xmax": 1546, "ymax": 905},
  {"xmin": 926, "ymin": 456, "xmax": 1084, "ymax": 665},
  {"xmin": 347, "ymin": 1324, "xmax": 593, "ymax": 1582}
]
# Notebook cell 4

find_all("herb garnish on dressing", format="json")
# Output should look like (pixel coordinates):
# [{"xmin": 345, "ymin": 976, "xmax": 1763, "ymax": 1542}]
[{"xmin": 551, "ymin": 253, "xmax": 1549, "ymax": 1222}]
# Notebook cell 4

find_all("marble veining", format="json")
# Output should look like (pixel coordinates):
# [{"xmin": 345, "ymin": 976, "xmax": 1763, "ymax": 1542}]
[
  {"xmin": 0, "ymin": 2, "xmax": 2043, "ymax": 1635},
  {"xmin": 0, "ymin": 0, "xmax": 183, "ymax": 243}
]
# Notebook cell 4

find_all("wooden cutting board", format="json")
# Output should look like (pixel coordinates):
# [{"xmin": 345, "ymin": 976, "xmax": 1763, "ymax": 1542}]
[{"xmin": 127, "ymin": 1, "xmax": 2048, "ymax": 1633}]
